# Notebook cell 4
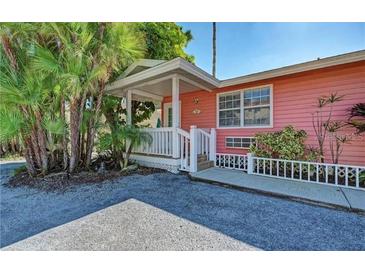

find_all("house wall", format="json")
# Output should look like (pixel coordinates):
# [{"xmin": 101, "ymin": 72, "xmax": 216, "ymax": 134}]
[{"xmin": 162, "ymin": 61, "xmax": 365, "ymax": 165}]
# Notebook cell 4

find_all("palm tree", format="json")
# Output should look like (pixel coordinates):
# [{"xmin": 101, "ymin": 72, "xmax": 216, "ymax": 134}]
[
  {"xmin": 1, "ymin": 23, "xmax": 145, "ymax": 176},
  {"xmin": 212, "ymin": 22, "xmax": 216, "ymax": 77}
]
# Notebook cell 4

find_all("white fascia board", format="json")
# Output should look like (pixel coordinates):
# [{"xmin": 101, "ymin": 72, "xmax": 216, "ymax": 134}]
[{"xmin": 105, "ymin": 58, "xmax": 220, "ymax": 92}]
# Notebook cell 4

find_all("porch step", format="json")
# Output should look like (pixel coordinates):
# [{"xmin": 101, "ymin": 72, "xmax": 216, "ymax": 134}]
[
  {"xmin": 197, "ymin": 160, "xmax": 215, "ymax": 171},
  {"xmin": 197, "ymin": 154, "xmax": 208, "ymax": 163}
]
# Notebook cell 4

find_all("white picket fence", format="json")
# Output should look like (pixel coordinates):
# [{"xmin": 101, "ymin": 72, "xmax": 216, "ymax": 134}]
[
  {"xmin": 215, "ymin": 153, "xmax": 248, "ymax": 171},
  {"xmin": 251, "ymin": 156, "xmax": 365, "ymax": 190}
]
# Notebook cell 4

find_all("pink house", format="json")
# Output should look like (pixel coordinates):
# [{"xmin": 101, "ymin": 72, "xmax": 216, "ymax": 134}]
[{"xmin": 106, "ymin": 50, "xmax": 365, "ymax": 174}]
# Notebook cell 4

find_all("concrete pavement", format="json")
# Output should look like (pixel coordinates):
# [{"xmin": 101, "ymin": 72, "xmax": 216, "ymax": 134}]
[
  {"xmin": 190, "ymin": 167, "xmax": 365, "ymax": 212},
  {"xmin": 3, "ymin": 199, "xmax": 258, "ymax": 251}
]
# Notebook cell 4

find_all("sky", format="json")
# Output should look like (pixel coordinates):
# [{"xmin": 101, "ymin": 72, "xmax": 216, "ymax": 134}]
[{"xmin": 178, "ymin": 23, "xmax": 365, "ymax": 80}]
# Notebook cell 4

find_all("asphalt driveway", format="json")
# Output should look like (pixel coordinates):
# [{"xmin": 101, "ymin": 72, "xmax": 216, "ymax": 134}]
[{"xmin": 1, "ymin": 163, "xmax": 364, "ymax": 250}]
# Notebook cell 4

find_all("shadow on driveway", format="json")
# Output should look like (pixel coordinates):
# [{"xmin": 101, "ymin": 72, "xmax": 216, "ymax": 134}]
[{"xmin": 1, "ymin": 170, "xmax": 365, "ymax": 250}]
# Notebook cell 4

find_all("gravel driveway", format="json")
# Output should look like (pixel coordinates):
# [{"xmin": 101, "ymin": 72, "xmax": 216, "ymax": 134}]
[{"xmin": 1, "ymin": 165, "xmax": 364, "ymax": 250}]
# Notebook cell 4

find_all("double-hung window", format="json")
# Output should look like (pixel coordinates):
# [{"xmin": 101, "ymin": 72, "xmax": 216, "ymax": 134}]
[
  {"xmin": 218, "ymin": 85, "xmax": 272, "ymax": 128},
  {"xmin": 218, "ymin": 92, "xmax": 241, "ymax": 127}
]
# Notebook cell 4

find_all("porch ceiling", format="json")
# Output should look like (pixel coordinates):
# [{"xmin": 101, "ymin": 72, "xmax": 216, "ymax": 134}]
[{"xmin": 105, "ymin": 58, "xmax": 220, "ymax": 99}]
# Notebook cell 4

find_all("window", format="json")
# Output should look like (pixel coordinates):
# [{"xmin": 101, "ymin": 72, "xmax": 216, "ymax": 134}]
[
  {"xmin": 243, "ymin": 86, "xmax": 271, "ymax": 126},
  {"xmin": 218, "ymin": 85, "xmax": 272, "ymax": 128},
  {"xmin": 218, "ymin": 92, "xmax": 241, "ymax": 127},
  {"xmin": 226, "ymin": 137, "xmax": 255, "ymax": 149},
  {"xmin": 167, "ymin": 107, "xmax": 172, "ymax": 127}
]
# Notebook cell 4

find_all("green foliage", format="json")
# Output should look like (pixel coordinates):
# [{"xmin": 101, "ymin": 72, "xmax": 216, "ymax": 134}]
[
  {"xmin": 136, "ymin": 22, "xmax": 194, "ymax": 62},
  {"xmin": 97, "ymin": 125, "xmax": 152, "ymax": 169},
  {"xmin": 249, "ymin": 125, "xmax": 316, "ymax": 161},
  {"xmin": 348, "ymin": 103, "xmax": 365, "ymax": 134}
]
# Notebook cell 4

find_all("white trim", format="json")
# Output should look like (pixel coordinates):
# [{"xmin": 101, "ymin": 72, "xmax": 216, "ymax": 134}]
[
  {"xmin": 177, "ymin": 74, "xmax": 213, "ymax": 92},
  {"xmin": 216, "ymin": 84, "xmax": 274, "ymax": 129},
  {"xmin": 225, "ymin": 136, "xmax": 255, "ymax": 149},
  {"xmin": 126, "ymin": 90, "xmax": 132, "ymax": 125},
  {"xmin": 105, "ymin": 57, "xmax": 220, "ymax": 93},
  {"xmin": 129, "ymin": 154, "xmax": 181, "ymax": 174},
  {"xmin": 163, "ymin": 101, "xmax": 181, "ymax": 127},
  {"xmin": 119, "ymin": 59, "xmax": 166, "ymax": 78},
  {"xmin": 130, "ymin": 89, "xmax": 163, "ymax": 101}
]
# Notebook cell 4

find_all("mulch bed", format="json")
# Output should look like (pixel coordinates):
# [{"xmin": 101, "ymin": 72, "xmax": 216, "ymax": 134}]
[{"xmin": 6, "ymin": 166, "xmax": 166, "ymax": 192}]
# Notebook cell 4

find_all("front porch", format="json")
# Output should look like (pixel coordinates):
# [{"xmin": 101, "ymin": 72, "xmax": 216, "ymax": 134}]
[{"xmin": 105, "ymin": 58, "xmax": 220, "ymax": 172}]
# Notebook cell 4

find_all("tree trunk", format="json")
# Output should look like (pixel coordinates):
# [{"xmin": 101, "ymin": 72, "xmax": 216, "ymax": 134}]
[
  {"xmin": 69, "ymin": 93, "xmax": 87, "ymax": 173},
  {"xmin": 60, "ymin": 96, "xmax": 68, "ymax": 170},
  {"xmin": 69, "ymin": 98, "xmax": 80, "ymax": 173},
  {"xmin": 29, "ymin": 127, "xmax": 42, "ymax": 168},
  {"xmin": 34, "ymin": 110, "xmax": 48, "ymax": 174},
  {"xmin": 85, "ymin": 82, "xmax": 105, "ymax": 167},
  {"xmin": 23, "ymin": 138, "xmax": 37, "ymax": 176}
]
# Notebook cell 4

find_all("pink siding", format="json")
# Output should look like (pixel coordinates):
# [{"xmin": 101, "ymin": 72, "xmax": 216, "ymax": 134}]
[{"xmin": 163, "ymin": 61, "xmax": 365, "ymax": 165}]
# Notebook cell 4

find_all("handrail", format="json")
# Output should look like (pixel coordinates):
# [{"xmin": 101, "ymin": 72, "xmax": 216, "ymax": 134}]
[{"xmin": 176, "ymin": 128, "xmax": 190, "ymax": 138}]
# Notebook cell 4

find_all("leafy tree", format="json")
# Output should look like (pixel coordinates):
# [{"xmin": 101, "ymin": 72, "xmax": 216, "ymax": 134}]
[{"xmin": 136, "ymin": 22, "xmax": 194, "ymax": 62}]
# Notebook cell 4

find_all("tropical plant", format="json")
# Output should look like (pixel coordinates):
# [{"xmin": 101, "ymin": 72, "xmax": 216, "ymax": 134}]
[
  {"xmin": 98, "ymin": 125, "xmax": 152, "ymax": 169},
  {"xmin": 249, "ymin": 125, "xmax": 317, "ymax": 161},
  {"xmin": 311, "ymin": 93, "xmax": 344, "ymax": 163},
  {"xmin": 348, "ymin": 103, "xmax": 365, "ymax": 134},
  {"xmin": 0, "ymin": 22, "xmax": 146, "ymax": 176}
]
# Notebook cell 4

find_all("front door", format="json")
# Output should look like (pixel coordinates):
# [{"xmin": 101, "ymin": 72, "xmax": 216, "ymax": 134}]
[{"xmin": 163, "ymin": 102, "xmax": 181, "ymax": 127}]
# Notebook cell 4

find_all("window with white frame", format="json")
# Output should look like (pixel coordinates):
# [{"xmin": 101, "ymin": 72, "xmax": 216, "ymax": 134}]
[
  {"xmin": 225, "ymin": 137, "xmax": 255, "ymax": 149},
  {"xmin": 218, "ymin": 85, "xmax": 272, "ymax": 128},
  {"xmin": 218, "ymin": 92, "xmax": 241, "ymax": 127}
]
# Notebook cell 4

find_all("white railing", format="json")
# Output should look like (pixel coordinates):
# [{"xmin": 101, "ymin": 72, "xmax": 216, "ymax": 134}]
[
  {"xmin": 251, "ymin": 156, "xmax": 365, "ymax": 190},
  {"xmin": 133, "ymin": 127, "xmax": 174, "ymax": 157},
  {"xmin": 215, "ymin": 153, "xmax": 248, "ymax": 171},
  {"xmin": 177, "ymin": 128, "xmax": 190, "ymax": 171},
  {"xmin": 133, "ymin": 126, "xmax": 217, "ymax": 172},
  {"xmin": 196, "ymin": 129, "xmax": 210, "ymax": 157}
]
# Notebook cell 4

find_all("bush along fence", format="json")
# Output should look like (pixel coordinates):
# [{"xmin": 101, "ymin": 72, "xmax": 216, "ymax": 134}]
[{"xmin": 215, "ymin": 153, "xmax": 365, "ymax": 190}]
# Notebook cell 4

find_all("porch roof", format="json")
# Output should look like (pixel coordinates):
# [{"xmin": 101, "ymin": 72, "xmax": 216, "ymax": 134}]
[{"xmin": 105, "ymin": 57, "xmax": 220, "ymax": 100}]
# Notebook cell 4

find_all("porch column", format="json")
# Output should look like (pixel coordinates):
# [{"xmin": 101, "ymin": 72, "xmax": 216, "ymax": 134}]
[
  {"xmin": 172, "ymin": 76, "xmax": 180, "ymax": 158},
  {"xmin": 126, "ymin": 90, "xmax": 132, "ymax": 125}
]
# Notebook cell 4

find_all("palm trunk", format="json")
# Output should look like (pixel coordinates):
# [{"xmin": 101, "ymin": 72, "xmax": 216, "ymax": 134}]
[
  {"xmin": 86, "ymin": 82, "xmax": 105, "ymax": 167},
  {"xmin": 34, "ymin": 110, "xmax": 48, "ymax": 174},
  {"xmin": 29, "ymin": 127, "xmax": 42, "ymax": 168},
  {"xmin": 69, "ymin": 93, "xmax": 87, "ymax": 173},
  {"xmin": 60, "ymin": 96, "xmax": 68, "ymax": 170},
  {"xmin": 23, "ymin": 138, "xmax": 37, "ymax": 176},
  {"xmin": 69, "ymin": 98, "xmax": 80, "ymax": 173}
]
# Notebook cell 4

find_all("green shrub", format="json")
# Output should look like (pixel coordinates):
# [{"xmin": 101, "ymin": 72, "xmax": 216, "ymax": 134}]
[{"xmin": 249, "ymin": 125, "xmax": 318, "ymax": 161}]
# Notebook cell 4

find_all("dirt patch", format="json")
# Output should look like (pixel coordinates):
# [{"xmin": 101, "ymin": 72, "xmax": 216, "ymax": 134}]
[{"xmin": 6, "ymin": 166, "xmax": 166, "ymax": 192}]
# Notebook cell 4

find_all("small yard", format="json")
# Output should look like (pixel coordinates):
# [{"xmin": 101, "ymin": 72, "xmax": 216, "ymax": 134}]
[{"xmin": 1, "ymin": 164, "xmax": 364, "ymax": 250}]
